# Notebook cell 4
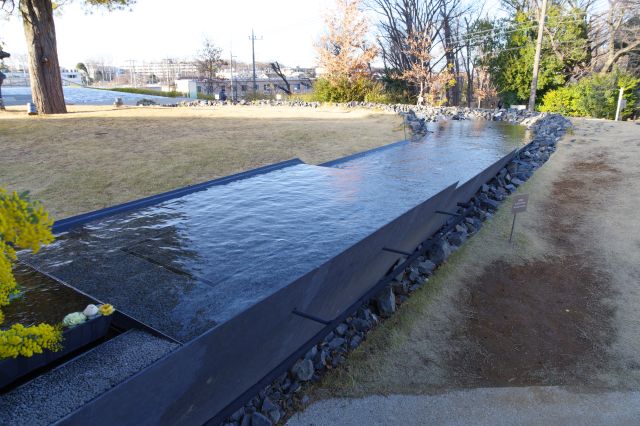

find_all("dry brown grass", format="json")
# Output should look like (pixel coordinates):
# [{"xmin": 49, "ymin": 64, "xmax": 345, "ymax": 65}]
[
  {"xmin": 0, "ymin": 105, "xmax": 403, "ymax": 219},
  {"xmin": 315, "ymin": 119, "xmax": 640, "ymax": 399}
]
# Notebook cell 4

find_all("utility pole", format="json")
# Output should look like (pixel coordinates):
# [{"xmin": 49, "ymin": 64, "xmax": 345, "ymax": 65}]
[
  {"xmin": 528, "ymin": 0, "xmax": 548, "ymax": 112},
  {"xmin": 249, "ymin": 29, "xmax": 263, "ymax": 95},
  {"xmin": 127, "ymin": 59, "xmax": 137, "ymax": 87},
  {"xmin": 230, "ymin": 49, "xmax": 237, "ymax": 101}
]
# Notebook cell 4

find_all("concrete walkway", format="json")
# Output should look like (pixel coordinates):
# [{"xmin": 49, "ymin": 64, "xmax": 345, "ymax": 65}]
[{"xmin": 288, "ymin": 387, "xmax": 640, "ymax": 426}]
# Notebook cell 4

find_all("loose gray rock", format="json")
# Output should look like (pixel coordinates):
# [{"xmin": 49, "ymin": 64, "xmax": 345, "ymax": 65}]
[
  {"xmin": 448, "ymin": 231, "xmax": 467, "ymax": 247},
  {"xmin": 428, "ymin": 240, "xmax": 452, "ymax": 265},
  {"xmin": 313, "ymin": 349, "xmax": 328, "ymax": 369},
  {"xmin": 261, "ymin": 397, "xmax": 277, "ymax": 415},
  {"xmin": 291, "ymin": 359, "xmax": 314, "ymax": 382},
  {"xmin": 251, "ymin": 412, "xmax": 272, "ymax": 426},
  {"xmin": 351, "ymin": 318, "xmax": 370, "ymax": 332},
  {"xmin": 304, "ymin": 345, "xmax": 318, "ymax": 361},
  {"xmin": 240, "ymin": 414, "xmax": 252, "ymax": 426},
  {"xmin": 335, "ymin": 323, "xmax": 349, "ymax": 336},
  {"xmin": 418, "ymin": 260, "xmax": 436, "ymax": 275},
  {"xmin": 328, "ymin": 337, "xmax": 346, "ymax": 350},
  {"xmin": 350, "ymin": 335, "xmax": 363, "ymax": 349},
  {"xmin": 392, "ymin": 279, "xmax": 409, "ymax": 295},
  {"xmin": 267, "ymin": 409, "xmax": 281, "ymax": 424},
  {"xmin": 408, "ymin": 267, "xmax": 421, "ymax": 282},
  {"xmin": 375, "ymin": 286, "xmax": 396, "ymax": 317},
  {"xmin": 479, "ymin": 195, "xmax": 499, "ymax": 211}
]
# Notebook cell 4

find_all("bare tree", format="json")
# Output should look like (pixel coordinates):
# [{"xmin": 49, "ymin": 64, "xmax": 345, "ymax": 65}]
[
  {"xmin": 597, "ymin": 0, "xmax": 640, "ymax": 73},
  {"xmin": 317, "ymin": 0, "xmax": 378, "ymax": 81},
  {"xmin": 437, "ymin": 0, "xmax": 470, "ymax": 105},
  {"xmin": 398, "ymin": 29, "xmax": 434, "ymax": 103},
  {"xmin": 370, "ymin": 0, "xmax": 468, "ymax": 104},
  {"xmin": 270, "ymin": 62, "xmax": 291, "ymax": 95},
  {"xmin": 370, "ymin": 0, "xmax": 442, "ymax": 75},
  {"xmin": 194, "ymin": 38, "xmax": 225, "ymax": 95}
]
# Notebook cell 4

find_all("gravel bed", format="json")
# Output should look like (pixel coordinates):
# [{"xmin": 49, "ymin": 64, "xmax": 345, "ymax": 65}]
[{"xmin": 0, "ymin": 329, "xmax": 179, "ymax": 425}]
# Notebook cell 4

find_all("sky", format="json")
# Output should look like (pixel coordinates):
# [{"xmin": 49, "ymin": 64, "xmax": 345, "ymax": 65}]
[{"xmin": 1, "ymin": 0, "xmax": 330, "ymax": 68}]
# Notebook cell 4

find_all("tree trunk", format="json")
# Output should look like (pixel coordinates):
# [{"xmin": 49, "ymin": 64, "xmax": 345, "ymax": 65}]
[
  {"xmin": 19, "ymin": 0, "xmax": 66, "ymax": 114},
  {"xmin": 442, "ymin": 18, "xmax": 459, "ymax": 106},
  {"xmin": 466, "ymin": 68, "xmax": 473, "ymax": 108}
]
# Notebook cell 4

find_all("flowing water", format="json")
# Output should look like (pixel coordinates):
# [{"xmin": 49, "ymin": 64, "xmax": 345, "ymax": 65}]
[{"xmin": 15, "ymin": 121, "xmax": 527, "ymax": 341}]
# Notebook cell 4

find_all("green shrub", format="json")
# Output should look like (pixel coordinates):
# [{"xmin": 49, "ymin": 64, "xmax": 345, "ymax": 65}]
[
  {"xmin": 309, "ymin": 77, "xmax": 370, "ymax": 103},
  {"xmin": 308, "ymin": 77, "xmax": 407, "ymax": 104},
  {"xmin": 540, "ymin": 71, "xmax": 639, "ymax": 119},
  {"xmin": 197, "ymin": 92, "xmax": 216, "ymax": 101}
]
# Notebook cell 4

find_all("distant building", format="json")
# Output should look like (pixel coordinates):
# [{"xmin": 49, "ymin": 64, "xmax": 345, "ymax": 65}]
[
  {"xmin": 2, "ymin": 66, "xmax": 85, "ymax": 86},
  {"xmin": 186, "ymin": 74, "xmax": 313, "ymax": 99},
  {"xmin": 125, "ymin": 59, "xmax": 199, "ymax": 86},
  {"xmin": 60, "ymin": 68, "xmax": 84, "ymax": 85},
  {"xmin": 85, "ymin": 63, "xmax": 122, "ymax": 83}
]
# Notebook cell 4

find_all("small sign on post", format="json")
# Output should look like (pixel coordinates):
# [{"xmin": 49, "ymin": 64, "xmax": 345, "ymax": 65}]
[{"xmin": 509, "ymin": 193, "xmax": 529, "ymax": 242}]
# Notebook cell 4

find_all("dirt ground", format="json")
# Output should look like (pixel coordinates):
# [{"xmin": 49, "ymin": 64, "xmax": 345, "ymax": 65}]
[
  {"xmin": 0, "ymin": 105, "xmax": 403, "ymax": 219},
  {"xmin": 313, "ymin": 119, "xmax": 640, "ymax": 400}
]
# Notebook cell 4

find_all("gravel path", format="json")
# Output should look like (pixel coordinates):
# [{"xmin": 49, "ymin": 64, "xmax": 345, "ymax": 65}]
[
  {"xmin": 0, "ymin": 329, "xmax": 178, "ymax": 425},
  {"xmin": 288, "ymin": 387, "xmax": 640, "ymax": 426}
]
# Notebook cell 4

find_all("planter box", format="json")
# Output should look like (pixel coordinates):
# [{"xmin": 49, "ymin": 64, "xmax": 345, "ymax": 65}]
[{"xmin": 0, "ymin": 315, "xmax": 112, "ymax": 389}]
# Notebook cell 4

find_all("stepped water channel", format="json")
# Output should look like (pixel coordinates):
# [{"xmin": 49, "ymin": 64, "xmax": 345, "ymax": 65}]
[{"xmin": 3, "ymin": 120, "xmax": 527, "ymax": 425}]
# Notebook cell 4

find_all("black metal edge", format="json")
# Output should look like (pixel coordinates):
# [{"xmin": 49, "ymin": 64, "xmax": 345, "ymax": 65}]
[
  {"xmin": 54, "ymin": 148, "xmax": 517, "ymax": 423},
  {"xmin": 53, "ymin": 184, "xmax": 458, "ymax": 425},
  {"xmin": 318, "ymin": 140, "xmax": 409, "ymax": 167},
  {"xmin": 188, "ymin": 183, "xmax": 459, "ymax": 342},
  {"xmin": 206, "ymin": 147, "xmax": 521, "ymax": 423},
  {"xmin": 50, "ymin": 134, "xmax": 528, "ymax": 423},
  {"xmin": 206, "ymin": 196, "xmax": 475, "ymax": 424},
  {"xmin": 52, "ymin": 158, "xmax": 306, "ymax": 234}
]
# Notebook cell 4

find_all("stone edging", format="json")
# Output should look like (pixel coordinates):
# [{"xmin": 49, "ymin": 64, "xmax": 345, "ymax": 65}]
[
  {"xmin": 161, "ymin": 98, "xmax": 537, "ymax": 137},
  {"xmin": 220, "ymin": 113, "xmax": 572, "ymax": 426}
]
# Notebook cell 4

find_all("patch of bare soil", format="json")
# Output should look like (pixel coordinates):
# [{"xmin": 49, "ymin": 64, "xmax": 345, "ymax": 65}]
[{"xmin": 449, "ymin": 155, "xmax": 620, "ymax": 387}]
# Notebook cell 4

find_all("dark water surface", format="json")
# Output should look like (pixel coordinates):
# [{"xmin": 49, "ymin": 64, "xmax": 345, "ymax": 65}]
[
  {"xmin": 4, "ymin": 263, "xmax": 93, "ymax": 326},
  {"xmin": 18, "ymin": 121, "xmax": 526, "ymax": 341}
]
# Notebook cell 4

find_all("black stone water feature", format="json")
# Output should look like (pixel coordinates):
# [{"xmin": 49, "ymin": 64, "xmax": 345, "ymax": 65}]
[{"xmin": 1, "ymin": 120, "xmax": 526, "ymax": 425}]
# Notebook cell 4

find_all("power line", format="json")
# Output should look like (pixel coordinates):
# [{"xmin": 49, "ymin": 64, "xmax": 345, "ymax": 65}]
[{"xmin": 448, "ymin": 15, "xmax": 597, "ymax": 47}]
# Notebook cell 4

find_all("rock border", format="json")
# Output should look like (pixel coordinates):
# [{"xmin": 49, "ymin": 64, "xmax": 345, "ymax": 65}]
[
  {"xmin": 219, "ymin": 113, "xmax": 572, "ymax": 426},
  {"xmin": 164, "ymin": 99, "xmax": 535, "ymax": 139}
]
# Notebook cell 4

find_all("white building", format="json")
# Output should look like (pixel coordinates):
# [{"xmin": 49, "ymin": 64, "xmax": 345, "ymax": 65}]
[
  {"xmin": 2, "ymin": 66, "xmax": 85, "ymax": 86},
  {"xmin": 60, "ymin": 68, "xmax": 84, "ymax": 85},
  {"xmin": 125, "ymin": 59, "xmax": 198, "ymax": 86}
]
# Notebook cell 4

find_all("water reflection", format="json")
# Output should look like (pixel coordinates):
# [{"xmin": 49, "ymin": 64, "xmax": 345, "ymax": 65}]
[
  {"xmin": 4, "ymin": 263, "xmax": 93, "ymax": 326},
  {"xmin": 21, "ymin": 120, "xmax": 526, "ymax": 341}
]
